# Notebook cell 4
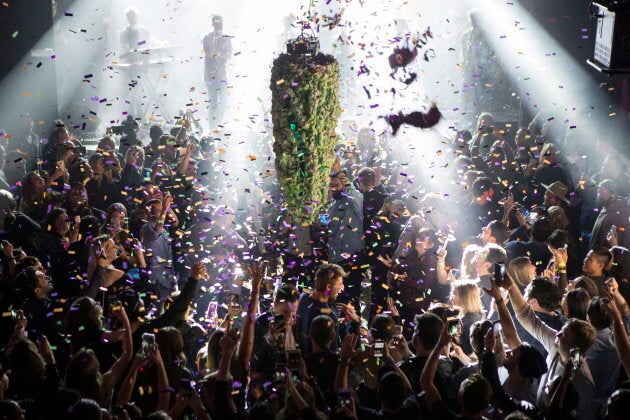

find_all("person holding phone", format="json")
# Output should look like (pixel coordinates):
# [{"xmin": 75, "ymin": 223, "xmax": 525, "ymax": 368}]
[{"xmin": 140, "ymin": 193, "xmax": 179, "ymax": 299}]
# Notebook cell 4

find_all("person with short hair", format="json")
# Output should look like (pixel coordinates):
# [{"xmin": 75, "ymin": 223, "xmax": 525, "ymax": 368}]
[
  {"xmin": 304, "ymin": 315, "xmax": 338, "ymax": 402},
  {"xmin": 582, "ymin": 246, "xmax": 614, "ymax": 294},
  {"xmin": 514, "ymin": 277, "xmax": 568, "ymax": 359},
  {"xmin": 140, "ymin": 194, "xmax": 179, "ymax": 299},
  {"xmin": 398, "ymin": 313, "xmax": 455, "ymax": 400},
  {"xmin": 421, "ymin": 319, "xmax": 495, "ymax": 418},
  {"xmin": 590, "ymin": 179, "xmax": 629, "ymax": 250},
  {"xmin": 296, "ymin": 263, "xmax": 359, "ymax": 354},
  {"xmin": 505, "ymin": 217, "xmax": 553, "ymax": 274},
  {"xmin": 506, "ymin": 273, "xmax": 597, "ymax": 420},
  {"xmin": 480, "ymin": 220, "xmax": 509, "ymax": 246},
  {"xmin": 585, "ymin": 296, "xmax": 621, "ymax": 415},
  {"xmin": 326, "ymin": 170, "xmax": 365, "ymax": 309},
  {"xmin": 459, "ymin": 176, "xmax": 503, "ymax": 240}
]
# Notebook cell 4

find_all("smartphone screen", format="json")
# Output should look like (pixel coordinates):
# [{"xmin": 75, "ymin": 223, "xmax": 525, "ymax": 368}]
[
  {"xmin": 337, "ymin": 390, "xmax": 352, "ymax": 408},
  {"xmin": 274, "ymin": 363, "xmax": 287, "ymax": 384},
  {"xmin": 447, "ymin": 317, "xmax": 459, "ymax": 338},
  {"xmin": 492, "ymin": 321, "xmax": 502, "ymax": 333},
  {"xmin": 373, "ymin": 340, "xmax": 385, "ymax": 358},
  {"xmin": 494, "ymin": 262, "xmax": 506, "ymax": 286}
]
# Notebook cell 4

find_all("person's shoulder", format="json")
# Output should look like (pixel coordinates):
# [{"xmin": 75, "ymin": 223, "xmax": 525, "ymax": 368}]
[{"xmin": 464, "ymin": 311, "xmax": 484, "ymax": 323}]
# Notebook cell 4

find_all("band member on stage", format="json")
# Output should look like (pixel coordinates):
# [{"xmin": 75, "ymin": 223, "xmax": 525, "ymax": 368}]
[
  {"xmin": 202, "ymin": 14, "xmax": 233, "ymax": 127},
  {"xmin": 120, "ymin": 7, "xmax": 150, "ymax": 54}
]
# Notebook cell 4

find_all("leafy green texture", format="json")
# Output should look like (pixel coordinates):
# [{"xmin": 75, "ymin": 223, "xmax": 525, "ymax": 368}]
[{"xmin": 270, "ymin": 53, "xmax": 340, "ymax": 224}]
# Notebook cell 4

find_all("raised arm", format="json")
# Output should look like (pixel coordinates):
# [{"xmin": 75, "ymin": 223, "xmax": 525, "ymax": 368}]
[
  {"xmin": 235, "ymin": 263, "xmax": 264, "ymax": 372},
  {"xmin": 483, "ymin": 281, "xmax": 521, "ymax": 349},
  {"xmin": 103, "ymin": 307, "xmax": 133, "ymax": 393},
  {"xmin": 436, "ymin": 246, "xmax": 449, "ymax": 285},
  {"xmin": 505, "ymin": 274, "xmax": 556, "ymax": 353},
  {"xmin": 154, "ymin": 194, "xmax": 173, "ymax": 234},
  {"xmin": 601, "ymin": 294, "xmax": 630, "ymax": 376},
  {"xmin": 177, "ymin": 142, "xmax": 195, "ymax": 176},
  {"xmin": 420, "ymin": 323, "xmax": 449, "ymax": 411},
  {"xmin": 334, "ymin": 333, "xmax": 358, "ymax": 394},
  {"xmin": 217, "ymin": 319, "xmax": 237, "ymax": 382},
  {"xmin": 115, "ymin": 353, "xmax": 147, "ymax": 405},
  {"xmin": 549, "ymin": 246, "xmax": 569, "ymax": 291}
]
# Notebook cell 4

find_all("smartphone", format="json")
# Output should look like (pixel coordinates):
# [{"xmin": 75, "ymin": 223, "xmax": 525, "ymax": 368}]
[
  {"xmin": 450, "ymin": 268, "xmax": 461, "ymax": 280},
  {"xmin": 141, "ymin": 332, "xmax": 156, "ymax": 354},
  {"xmin": 287, "ymin": 349, "xmax": 301, "ymax": 371},
  {"xmin": 180, "ymin": 378, "xmax": 195, "ymax": 396},
  {"xmin": 319, "ymin": 213, "xmax": 330, "ymax": 226},
  {"xmin": 447, "ymin": 317, "xmax": 459, "ymax": 338},
  {"xmin": 392, "ymin": 325, "xmax": 404, "ymax": 346},
  {"xmin": 373, "ymin": 339, "xmax": 385, "ymax": 358},
  {"xmin": 337, "ymin": 390, "xmax": 352, "ymax": 408},
  {"xmin": 107, "ymin": 294, "xmax": 122, "ymax": 312},
  {"xmin": 492, "ymin": 320, "xmax": 502, "ymax": 333},
  {"xmin": 609, "ymin": 225, "xmax": 617, "ymax": 236},
  {"xmin": 570, "ymin": 348, "xmax": 581, "ymax": 372},
  {"xmin": 494, "ymin": 262, "xmax": 506, "ymax": 287},
  {"xmin": 274, "ymin": 363, "xmax": 287, "ymax": 384}
]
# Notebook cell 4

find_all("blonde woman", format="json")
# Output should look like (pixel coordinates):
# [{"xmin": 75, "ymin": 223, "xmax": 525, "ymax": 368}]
[
  {"xmin": 547, "ymin": 206, "xmax": 569, "ymax": 231},
  {"xmin": 507, "ymin": 257, "xmax": 537, "ymax": 291},
  {"xmin": 451, "ymin": 280, "xmax": 485, "ymax": 355},
  {"xmin": 460, "ymin": 244, "xmax": 483, "ymax": 280}
]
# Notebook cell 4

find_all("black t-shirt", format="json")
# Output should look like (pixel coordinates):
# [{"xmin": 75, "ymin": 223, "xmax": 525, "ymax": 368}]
[
  {"xmin": 305, "ymin": 350, "xmax": 338, "ymax": 401},
  {"xmin": 398, "ymin": 356, "xmax": 458, "ymax": 405}
]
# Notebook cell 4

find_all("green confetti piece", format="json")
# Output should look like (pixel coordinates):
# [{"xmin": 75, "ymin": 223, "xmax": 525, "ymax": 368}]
[{"xmin": 12, "ymin": 31, "xmax": 19, "ymax": 38}]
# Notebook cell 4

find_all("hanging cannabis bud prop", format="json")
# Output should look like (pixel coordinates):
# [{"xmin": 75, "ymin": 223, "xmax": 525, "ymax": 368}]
[{"xmin": 270, "ymin": 51, "xmax": 340, "ymax": 224}]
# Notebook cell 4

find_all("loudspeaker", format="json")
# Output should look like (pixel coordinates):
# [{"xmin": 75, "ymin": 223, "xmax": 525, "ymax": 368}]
[{"xmin": 588, "ymin": 1, "xmax": 630, "ymax": 74}]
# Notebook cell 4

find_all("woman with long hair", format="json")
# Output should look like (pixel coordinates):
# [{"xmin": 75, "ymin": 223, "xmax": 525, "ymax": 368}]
[
  {"xmin": 86, "ymin": 234, "xmax": 125, "ymax": 291},
  {"xmin": 38, "ymin": 207, "xmax": 82, "ymax": 297},
  {"xmin": 507, "ymin": 256, "xmax": 536, "ymax": 291},
  {"xmin": 64, "ymin": 304, "xmax": 132, "ymax": 407},
  {"xmin": 461, "ymin": 244, "xmax": 483, "ymax": 280},
  {"xmin": 102, "ymin": 203, "xmax": 146, "ymax": 271},
  {"xmin": 561, "ymin": 288, "xmax": 590, "ymax": 320},
  {"xmin": 451, "ymin": 280, "xmax": 485, "ymax": 355}
]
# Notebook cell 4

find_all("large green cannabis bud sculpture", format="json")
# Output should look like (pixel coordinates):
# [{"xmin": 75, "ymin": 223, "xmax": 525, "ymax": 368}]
[{"xmin": 270, "ymin": 52, "xmax": 340, "ymax": 224}]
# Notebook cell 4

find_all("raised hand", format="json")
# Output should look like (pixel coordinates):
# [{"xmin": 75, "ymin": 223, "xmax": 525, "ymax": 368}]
[
  {"xmin": 245, "ymin": 261, "xmax": 265, "ymax": 291},
  {"xmin": 386, "ymin": 297, "xmax": 400, "ymax": 317},
  {"xmin": 340, "ymin": 333, "xmax": 359, "ymax": 362},
  {"xmin": 377, "ymin": 254, "xmax": 394, "ymax": 268},
  {"xmin": 483, "ymin": 327, "xmax": 497, "ymax": 354},
  {"xmin": 336, "ymin": 303, "xmax": 360, "ymax": 323},
  {"xmin": 190, "ymin": 261, "xmax": 209, "ymax": 281}
]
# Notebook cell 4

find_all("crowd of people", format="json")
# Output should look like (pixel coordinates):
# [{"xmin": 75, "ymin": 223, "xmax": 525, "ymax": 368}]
[{"xmin": 0, "ymin": 105, "xmax": 628, "ymax": 420}]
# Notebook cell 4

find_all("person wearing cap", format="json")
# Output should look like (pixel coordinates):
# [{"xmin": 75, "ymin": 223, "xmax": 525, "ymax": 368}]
[
  {"xmin": 589, "ymin": 179, "xmax": 629, "ymax": 250},
  {"xmin": 326, "ymin": 169, "xmax": 364, "ymax": 309},
  {"xmin": 459, "ymin": 177, "xmax": 504, "ymax": 240}
]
